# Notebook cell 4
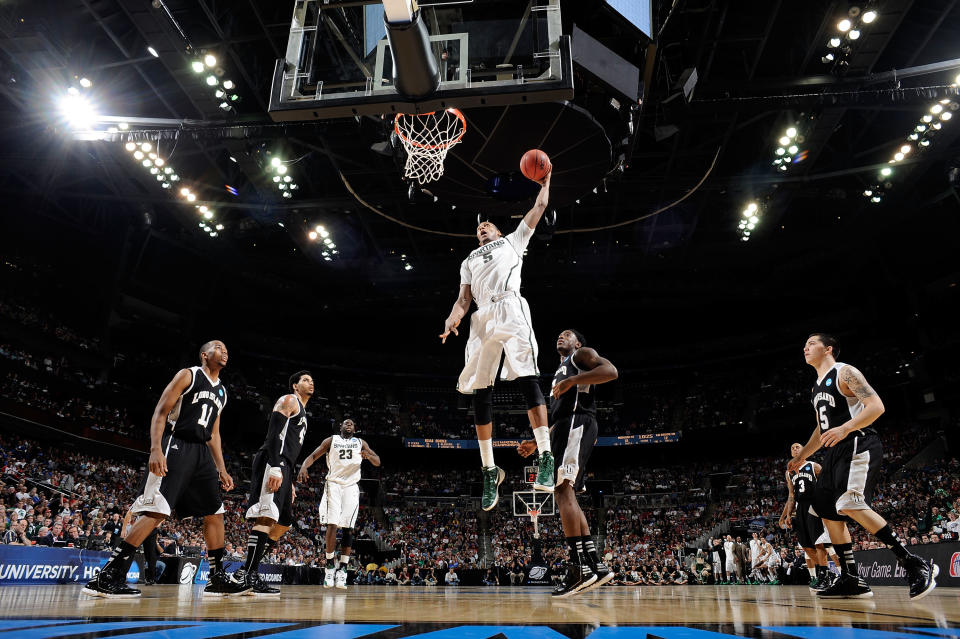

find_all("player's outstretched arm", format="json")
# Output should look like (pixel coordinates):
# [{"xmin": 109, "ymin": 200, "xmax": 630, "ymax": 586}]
[
  {"xmin": 822, "ymin": 365, "xmax": 885, "ymax": 447},
  {"xmin": 149, "ymin": 368, "xmax": 193, "ymax": 477},
  {"xmin": 440, "ymin": 284, "xmax": 472, "ymax": 343},
  {"xmin": 551, "ymin": 347, "xmax": 618, "ymax": 398},
  {"xmin": 360, "ymin": 440, "xmax": 381, "ymax": 467},
  {"xmin": 207, "ymin": 413, "xmax": 233, "ymax": 491},
  {"xmin": 522, "ymin": 171, "xmax": 551, "ymax": 230},
  {"xmin": 298, "ymin": 436, "xmax": 332, "ymax": 482}
]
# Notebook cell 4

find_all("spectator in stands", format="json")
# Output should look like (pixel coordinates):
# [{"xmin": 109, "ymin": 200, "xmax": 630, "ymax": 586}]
[
  {"xmin": 398, "ymin": 568, "xmax": 411, "ymax": 586},
  {"xmin": 3, "ymin": 520, "xmax": 28, "ymax": 545},
  {"xmin": 410, "ymin": 568, "xmax": 424, "ymax": 586},
  {"xmin": 34, "ymin": 525, "xmax": 53, "ymax": 546},
  {"xmin": 444, "ymin": 567, "xmax": 460, "ymax": 586},
  {"xmin": 102, "ymin": 512, "xmax": 123, "ymax": 548},
  {"xmin": 384, "ymin": 567, "xmax": 397, "ymax": 585},
  {"xmin": 424, "ymin": 570, "xmax": 437, "ymax": 586},
  {"xmin": 482, "ymin": 569, "xmax": 498, "ymax": 586}
]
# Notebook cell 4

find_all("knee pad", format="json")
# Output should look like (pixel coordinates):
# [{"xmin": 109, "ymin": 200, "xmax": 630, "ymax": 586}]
[
  {"xmin": 473, "ymin": 388, "xmax": 493, "ymax": 425},
  {"xmin": 518, "ymin": 376, "xmax": 545, "ymax": 409},
  {"xmin": 340, "ymin": 528, "xmax": 353, "ymax": 548}
]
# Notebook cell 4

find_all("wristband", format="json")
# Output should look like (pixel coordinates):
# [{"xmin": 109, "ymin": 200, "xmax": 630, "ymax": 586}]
[{"xmin": 268, "ymin": 467, "xmax": 283, "ymax": 479}]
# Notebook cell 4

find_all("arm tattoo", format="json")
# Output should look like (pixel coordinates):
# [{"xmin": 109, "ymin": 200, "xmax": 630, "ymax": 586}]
[{"xmin": 840, "ymin": 366, "xmax": 877, "ymax": 401}]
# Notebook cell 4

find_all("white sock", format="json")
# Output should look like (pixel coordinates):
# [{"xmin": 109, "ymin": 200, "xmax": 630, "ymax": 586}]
[
  {"xmin": 479, "ymin": 438, "xmax": 494, "ymax": 467},
  {"xmin": 340, "ymin": 555, "xmax": 350, "ymax": 565},
  {"xmin": 533, "ymin": 426, "xmax": 550, "ymax": 454},
  {"xmin": 325, "ymin": 552, "xmax": 335, "ymax": 561}
]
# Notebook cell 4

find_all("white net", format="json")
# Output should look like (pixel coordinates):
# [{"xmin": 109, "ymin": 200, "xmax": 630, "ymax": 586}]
[{"xmin": 394, "ymin": 109, "xmax": 466, "ymax": 184}]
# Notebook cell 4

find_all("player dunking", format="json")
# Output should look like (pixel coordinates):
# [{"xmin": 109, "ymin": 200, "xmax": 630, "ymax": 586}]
[
  {"xmin": 232, "ymin": 371, "xmax": 314, "ymax": 596},
  {"xmin": 519, "ymin": 329, "xmax": 618, "ymax": 597},
  {"xmin": 440, "ymin": 171, "xmax": 554, "ymax": 511},
  {"xmin": 82, "ymin": 341, "xmax": 247, "ymax": 598},
  {"xmin": 789, "ymin": 333, "xmax": 938, "ymax": 599},
  {"xmin": 778, "ymin": 442, "xmax": 837, "ymax": 593},
  {"xmin": 298, "ymin": 418, "xmax": 380, "ymax": 589}
]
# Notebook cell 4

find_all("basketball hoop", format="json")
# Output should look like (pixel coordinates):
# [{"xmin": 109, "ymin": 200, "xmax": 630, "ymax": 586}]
[{"xmin": 394, "ymin": 108, "xmax": 466, "ymax": 184}]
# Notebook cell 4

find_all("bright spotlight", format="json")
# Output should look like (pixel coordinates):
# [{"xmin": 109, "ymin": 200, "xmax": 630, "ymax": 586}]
[
  {"xmin": 203, "ymin": 211, "xmax": 213, "ymax": 220},
  {"xmin": 775, "ymin": 147, "xmax": 785, "ymax": 156},
  {"xmin": 916, "ymin": 125, "xmax": 927, "ymax": 132},
  {"xmin": 170, "ymin": 175, "xmax": 179, "ymax": 181},
  {"xmin": 133, "ymin": 150, "xmax": 144, "ymax": 160},
  {"xmin": 822, "ymin": 54, "xmax": 835, "ymax": 63},
  {"xmin": 894, "ymin": 152, "xmax": 904, "ymax": 161},
  {"xmin": 191, "ymin": 60, "xmax": 204, "ymax": 73},
  {"xmin": 746, "ymin": 203, "xmax": 758, "ymax": 213},
  {"xmin": 788, "ymin": 145, "xmax": 798, "ymax": 154},
  {"xmin": 215, "ymin": 224, "xmax": 224, "ymax": 230},
  {"xmin": 161, "ymin": 182, "xmax": 171, "ymax": 189},
  {"xmin": 142, "ymin": 159, "xmax": 152, "ymax": 167},
  {"xmin": 837, "ymin": 19, "xmax": 851, "ymax": 31},
  {"xmin": 180, "ymin": 188, "xmax": 190, "ymax": 196},
  {"xmin": 147, "ymin": 46, "xmax": 159, "ymax": 58},
  {"xmin": 922, "ymin": 114, "xmax": 933, "ymax": 123},
  {"xmin": 404, "ymin": 264, "xmax": 413, "ymax": 271},
  {"xmin": 749, "ymin": 216, "xmax": 759, "ymax": 224},
  {"xmin": 849, "ymin": 29, "xmax": 860, "ymax": 40},
  {"xmin": 124, "ymin": 142, "xmax": 136, "ymax": 152},
  {"xmin": 79, "ymin": 77, "xmax": 92, "ymax": 88},
  {"xmin": 309, "ymin": 231, "xmax": 318, "ymax": 240},
  {"xmin": 219, "ymin": 102, "xmax": 230, "ymax": 111},
  {"xmin": 271, "ymin": 157, "xmax": 282, "ymax": 167},
  {"xmin": 204, "ymin": 54, "xmax": 217, "ymax": 67},
  {"xmin": 908, "ymin": 133, "xmax": 919, "ymax": 140},
  {"xmin": 880, "ymin": 167, "xmax": 892, "ymax": 176},
  {"xmin": 206, "ymin": 75, "xmax": 217, "ymax": 86},
  {"xmin": 222, "ymin": 80, "xmax": 235, "ymax": 90},
  {"xmin": 919, "ymin": 139, "xmax": 931, "ymax": 147},
  {"xmin": 282, "ymin": 191, "xmax": 292, "ymax": 198},
  {"xmin": 164, "ymin": 167, "xmax": 173, "ymax": 174},
  {"xmin": 289, "ymin": 184, "xmax": 298, "ymax": 190},
  {"xmin": 942, "ymin": 112, "xmax": 953, "ymax": 121},
  {"xmin": 155, "ymin": 158, "xmax": 165, "ymax": 166},
  {"xmin": 186, "ymin": 193, "xmax": 196, "ymax": 202},
  {"xmin": 277, "ymin": 164, "xmax": 288, "ymax": 174},
  {"xmin": 320, "ymin": 229, "xmax": 330, "ymax": 238},
  {"xmin": 786, "ymin": 127, "xmax": 797, "ymax": 138},
  {"xmin": 778, "ymin": 165, "xmax": 788, "ymax": 172},
  {"xmin": 199, "ymin": 205, "xmax": 208, "ymax": 213},
  {"xmin": 900, "ymin": 144, "xmax": 911, "ymax": 154},
  {"xmin": 283, "ymin": 176, "xmax": 292, "ymax": 183},
  {"xmin": 118, "ymin": 122, "xmax": 128, "ymax": 130},
  {"xmin": 273, "ymin": 176, "xmax": 281, "ymax": 183},
  {"xmin": 58, "ymin": 94, "xmax": 96, "ymax": 129},
  {"xmin": 871, "ymin": 196, "xmax": 881, "ymax": 203},
  {"xmin": 862, "ymin": 10, "xmax": 877, "ymax": 23},
  {"xmin": 828, "ymin": 38, "xmax": 841, "ymax": 48},
  {"xmin": 863, "ymin": 190, "xmax": 872, "ymax": 196},
  {"xmin": 747, "ymin": 223, "xmax": 756, "ymax": 230},
  {"xmin": 139, "ymin": 143, "xmax": 151, "ymax": 152},
  {"xmin": 149, "ymin": 167, "xmax": 159, "ymax": 174},
  {"xmin": 778, "ymin": 136, "xmax": 790, "ymax": 146},
  {"xmin": 278, "ymin": 184, "xmax": 287, "ymax": 190}
]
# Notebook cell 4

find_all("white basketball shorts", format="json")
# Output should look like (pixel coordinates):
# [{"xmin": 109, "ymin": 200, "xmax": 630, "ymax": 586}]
[
  {"xmin": 319, "ymin": 482, "xmax": 360, "ymax": 528},
  {"xmin": 457, "ymin": 293, "xmax": 539, "ymax": 393}
]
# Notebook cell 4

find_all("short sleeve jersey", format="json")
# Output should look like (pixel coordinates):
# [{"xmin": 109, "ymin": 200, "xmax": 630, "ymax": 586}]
[{"xmin": 459, "ymin": 222, "xmax": 534, "ymax": 305}]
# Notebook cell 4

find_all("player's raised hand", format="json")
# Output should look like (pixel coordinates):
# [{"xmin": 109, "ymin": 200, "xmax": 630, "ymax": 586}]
[
  {"xmin": 516, "ymin": 439, "xmax": 537, "ymax": 458},
  {"xmin": 439, "ymin": 317, "xmax": 460, "ymax": 343},
  {"xmin": 219, "ymin": 469, "xmax": 234, "ymax": 492},
  {"xmin": 149, "ymin": 448, "xmax": 168, "ymax": 477},
  {"xmin": 551, "ymin": 379, "xmax": 574, "ymax": 399}
]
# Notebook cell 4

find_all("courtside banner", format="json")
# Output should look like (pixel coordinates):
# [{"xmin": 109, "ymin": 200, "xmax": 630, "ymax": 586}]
[
  {"xmin": 194, "ymin": 559, "xmax": 284, "ymax": 585},
  {"xmin": 0, "ymin": 546, "xmax": 140, "ymax": 585},
  {"xmin": 856, "ymin": 542, "xmax": 960, "ymax": 587},
  {"xmin": 404, "ymin": 432, "xmax": 680, "ymax": 448}
]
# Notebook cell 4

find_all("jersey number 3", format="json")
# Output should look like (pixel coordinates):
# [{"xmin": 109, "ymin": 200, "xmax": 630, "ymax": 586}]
[{"xmin": 339, "ymin": 449, "xmax": 353, "ymax": 460}]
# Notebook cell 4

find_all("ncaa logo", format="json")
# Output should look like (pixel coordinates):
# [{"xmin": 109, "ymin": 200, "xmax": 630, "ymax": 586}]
[
  {"xmin": 826, "ymin": 378, "xmax": 833, "ymax": 386},
  {"xmin": 528, "ymin": 566, "xmax": 547, "ymax": 580},
  {"xmin": 950, "ymin": 552, "xmax": 960, "ymax": 578},
  {"xmin": 180, "ymin": 563, "xmax": 198, "ymax": 584}
]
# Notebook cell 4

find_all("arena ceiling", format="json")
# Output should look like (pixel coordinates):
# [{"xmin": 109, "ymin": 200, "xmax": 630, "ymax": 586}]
[{"xmin": 0, "ymin": 0, "xmax": 958, "ymax": 362}]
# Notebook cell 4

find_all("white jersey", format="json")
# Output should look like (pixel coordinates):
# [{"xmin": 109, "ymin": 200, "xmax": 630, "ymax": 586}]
[
  {"xmin": 326, "ymin": 435, "xmax": 363, "ymax": 486},
  {"xmin": 459, "ymin": 222, "xmax": 534, "ymax": 306}
]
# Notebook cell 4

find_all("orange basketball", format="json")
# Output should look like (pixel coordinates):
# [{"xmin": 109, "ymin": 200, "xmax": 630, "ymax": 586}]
[{"xmin": 520, "ymin": 149, "xmax": 551, "ymax": 182}]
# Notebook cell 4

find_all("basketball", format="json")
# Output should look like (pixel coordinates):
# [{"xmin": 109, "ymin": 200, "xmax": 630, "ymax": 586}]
[{"xmin": 520, "ymin": 149, "xmax": 551, "ymax": 182}]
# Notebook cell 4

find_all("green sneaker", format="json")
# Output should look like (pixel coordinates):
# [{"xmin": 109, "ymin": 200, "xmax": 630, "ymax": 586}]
[
  {"xmin": 481, "ymin": 465, "xmax": 505, "ymax": 511},
  {"xmin": 533, "ymin": 451, "xmax": 555, "ymax": 492}
]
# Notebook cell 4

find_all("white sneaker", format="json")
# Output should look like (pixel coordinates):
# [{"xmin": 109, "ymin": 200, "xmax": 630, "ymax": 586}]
[
  {"xmin": 324, "ymin": 567, "xmax": 335, "ymax": 588},
  {"xmin": 335, "ymin": 569, "xmax": 347, "ymax": 590}
]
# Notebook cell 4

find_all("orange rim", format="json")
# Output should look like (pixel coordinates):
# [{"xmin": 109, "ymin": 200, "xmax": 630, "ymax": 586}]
[{"xmin": 394, "ymin": 108, "xmax": 467, "ymax": 151}]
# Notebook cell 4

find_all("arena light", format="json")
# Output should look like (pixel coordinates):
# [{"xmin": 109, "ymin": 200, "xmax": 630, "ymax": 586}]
[
  {"xmin": 900, "ymin": 144, "xmax": 911, "ymax": 154},
  {"xmin": 880, "ymin": 167, "xmax": 892, "ymax": 176},
  {"xmin": 942, "ymin": 112, "xmax": 953, "ymax": 121},
  {"xmin": 922, "ymin": 114, "xmax": 933, "ymax": 123},
  {"xmin": 837, "ymin": 19, "xmax": 851, "ymax": 32},
  {"xmin": 828, "ymin": 37, "xmax": 841, "ymax": 48},
  {"xmin": 282, "ymin": 191, "xmax": 292, "ymax": 198},
  {"xmin": 205, "ymin": 75, "xmax": 217, "ymax": 86},
  {"xmin": 848, "ymin": 29, "xmax": 860, "ymax": 40},
  {"xmin": 775, "ymin": 147, "xmax": 785, "ymax": 155},
  {"xmin": 277, "ymin": 164, "xmax": 288, "ymax": 174},
  {"xmin": 191, "ymin": 60, "xmax": 204, "ymax": 73},
  {"xmin": 894, "ymin": 152, "xmax": 904, "ymax": 161},
  {"xmin": 863, "ymin": 189, "xmax": 872, "ymax": 196},
  {"xmin": 147, "ymin": 46, "xmax": 159, "ymax": 58},
  {"xmin": 930, "ymin": 104, "xmax": 943, "ymax": 114},
  {"xmin": 203, "ymin": 211, "xmax": 213, "ymax": 220},
  {"xmin": 778, "ymin": 136, "xmax": 790, "ymax": 146},
  {"xmin": 204, "ymin": 54, "xmax": 217, "ymax": 67},
  {"xmin": 788, "ymin": 144, "xmax": 799, "ymax": 154},
  {"xmin": 133, "ymin": 150, "xmax": 144, "ymax": 160},
  {"xmin": 271, "ymin": 157, "xmax": 282, "ymax": 167},
  {"xmin": 919, "ymin": 139, "xmax": 931, "ymax": 147},
  {"xmin": 79, "ymin": 77, "xmax": 92, "ymax": 88},
  {"xmin": 308, "ymin": 231, "xmax": 317, "ymax": 240},
  {"xmin": 186, "ymin": 193, "xmax": 196, "ymax": 202},
  {"xmin": 862, "ymin": 10, "xmax": 877, "ymax": 23},
  {"xmin": 222, "ymin": 80, "xmax": 235, "ymax": 90},
  {"xmin": 58, "ymin": 94, "xmax": 96, "ymax": 129},
  {"xmin": 124, "ymin": 142, "xmax": 136, "ymax": 152},
  {"xmin": 786, "ymin": 127, "xmax": 797, "ymax": 138}
]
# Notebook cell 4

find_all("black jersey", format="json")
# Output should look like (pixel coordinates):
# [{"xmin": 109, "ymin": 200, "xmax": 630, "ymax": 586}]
[
  {"xmin": 259, "ymin": 397, "xmax": 308, "ymax": 465},
  {"xmin": 811, "ymin": 362, "xmax": 875, "ymax": 444},
  {"xmin": 549, "ymin": 350, "xmax": 596, "ymax": 424},
  {"xmin": 167, "ymin": 366, "xmax": 227, "ymax": 443},
  {"xmin": 789, "ymin": 461, "xmax": 817, "ymax": 503}
]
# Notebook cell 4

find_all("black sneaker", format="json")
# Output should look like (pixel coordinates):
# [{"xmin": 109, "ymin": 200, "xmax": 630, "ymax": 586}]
[
  {"xmin": 245, "ymin": 571, "xmax": 280, "ymax": 597},
  {"xmin": 902, "ymin": 555, "xmax": 939, "ymax": 600},
  {"xmin": 813, "ymin": 571, "xmax": 837, "ymax": 593},
  {"xmin": 143, "ymin": 568, "xmax": 156, "ymax": 586},
  {"xmin": 552, "ymin": 565, "xmax": 598, "ymax": 598},
  {"xmin": 81, "ymin": 572, "xmax": 141, "ymax": 599},
  {"xmin": 816, "ymin": 572, "xmax": 873, "ymax": 599},
  {"xmin": 203, "ymin": 567, "xmax": 253, "ymax": 597},
  {"xmin": 577, "ymin": 562, "xmax": 615, "ymax": 594}
]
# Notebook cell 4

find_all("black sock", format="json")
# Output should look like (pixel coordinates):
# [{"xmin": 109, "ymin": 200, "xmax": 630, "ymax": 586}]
[
  {"xmin": 580, "ymin": 536, "xmax": 601, "ymax": 568},
  {"xmin": 873, "ymin": 524, "xmax": 909, "ymax": 560},
  {"xmin": 209, "ymin": 547, "xmax": 225, "ymax": 573},
  {"xmin": 834, "ymin": 542, "xmax": 856, "ymax": 576},
  {"xmin": 244, "ymin": 532, "xmax": 269, "ymax": 573},
  {"xmin": 566, "ymin": 537, "xmax": 590, "ymax": 575},
  {"xmin": 102, "ymin": 541, "xmax": 138, "ymax": 580}
]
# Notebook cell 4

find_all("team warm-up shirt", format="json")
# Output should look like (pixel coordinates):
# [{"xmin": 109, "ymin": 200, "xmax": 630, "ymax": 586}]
[
  {"xmin": 459, "ymin": 221, "xmax": 534, "ymax": 305},
  {"xmin": 811, "ymin": 362, "xmax": 874, "ymax": 443},
  {"xmin": 790, "ymin": 461, "xmax": 817, "ymax": 504},
  {"xmin": 166, "ymin": 366, "xmax": 227, "ymax": 442},
  {"xmin": 259, "ymin": 397, "xmax": 307, "ymax": 466},
  {"xmin": 326, "ymin": 434, "xmax": 363, "ymax": 486},
  {"xmin": 550, "ymin": 350, "xmax": 596, "ymax": 423}
]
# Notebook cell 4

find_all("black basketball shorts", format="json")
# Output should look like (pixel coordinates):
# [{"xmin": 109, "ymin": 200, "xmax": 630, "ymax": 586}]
[
  {"xmin": 793, "ymin": 505, "xmax": 828, "ymax": 548},
  {"xmin": 131, "ymin": 434, "xmax": 223, "ymax": 518},
  {"xmin": 550, "ymin": 413, "xmax": 598, "ymax": 492},
  {"xmin": 245, "ymin": 450, "xmax": 294, "ymax": 527},
  {"xmin": 812, "ymin": 431, "xmax": 882, "ymax": 523}
]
